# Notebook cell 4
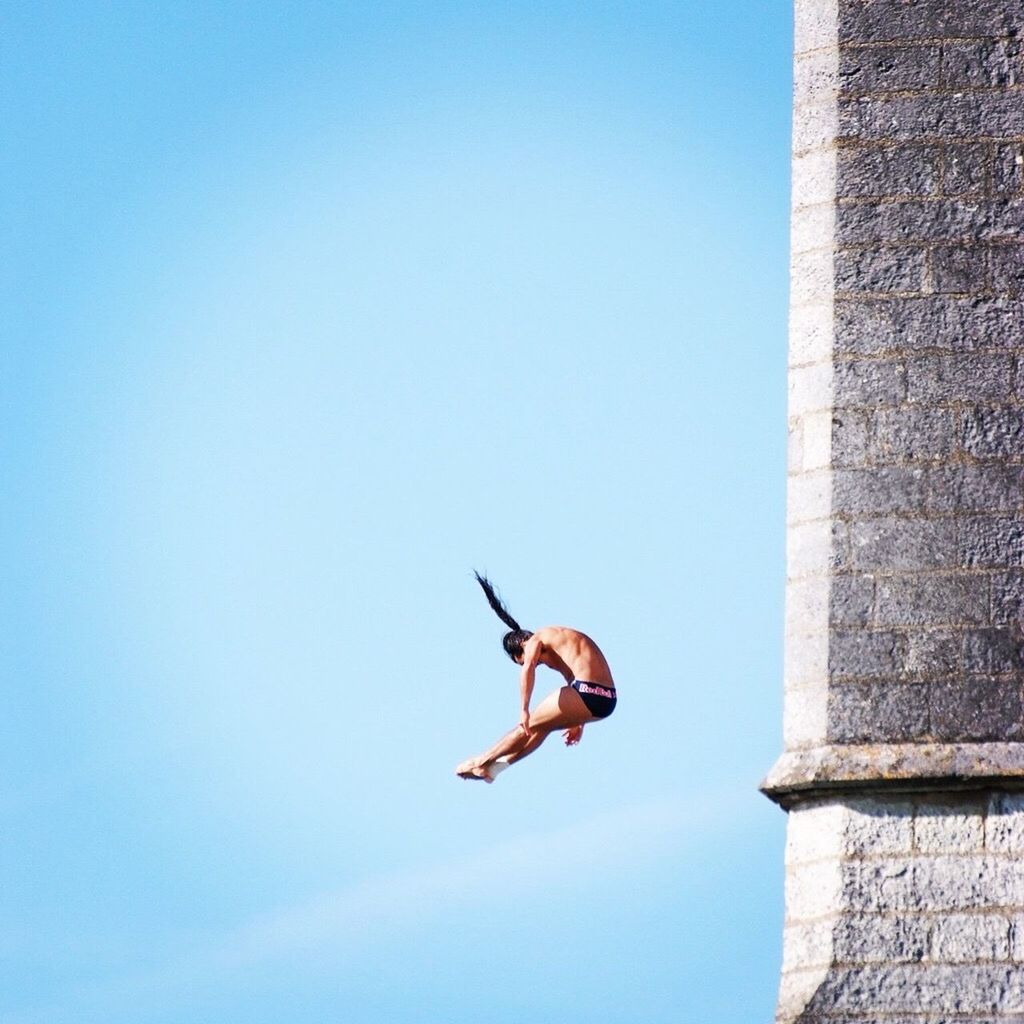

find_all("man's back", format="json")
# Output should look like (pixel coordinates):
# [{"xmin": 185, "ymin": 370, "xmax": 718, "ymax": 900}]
[{"xmin": 533, "ymin": 625, "xmax": 615, "ymax": 687}]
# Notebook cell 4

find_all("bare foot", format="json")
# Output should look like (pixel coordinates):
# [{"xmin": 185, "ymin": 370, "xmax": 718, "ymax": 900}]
[{"xmin": 455, "ymin": 758, "xmax": 493, "ymax": 783}]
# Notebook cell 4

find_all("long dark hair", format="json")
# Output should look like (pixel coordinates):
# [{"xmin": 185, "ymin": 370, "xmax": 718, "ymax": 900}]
[{"xmin": 474, "ymin": 571, "xmax": 533, "ymax": 661}]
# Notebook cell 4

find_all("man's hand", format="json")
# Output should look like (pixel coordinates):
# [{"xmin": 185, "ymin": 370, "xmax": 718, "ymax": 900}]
[
  {"xmin": 563, "ymin": 725, "xmax": 584, "ymax": 747},
  {"xmin": 520, "ymin": 710, "xmax": 531, "ymax": 736}
]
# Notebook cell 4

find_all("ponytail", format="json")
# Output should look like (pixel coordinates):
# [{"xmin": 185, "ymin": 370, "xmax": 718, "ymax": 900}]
[{"xmin": 473, "ymin": 571, "xmax": 534, "ymax": 661}]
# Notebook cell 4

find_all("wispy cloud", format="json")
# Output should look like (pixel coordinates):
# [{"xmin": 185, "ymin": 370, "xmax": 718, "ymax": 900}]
[{"xmin": 3, "ymin": 783, "xmax": 763, "ymax": 1024}]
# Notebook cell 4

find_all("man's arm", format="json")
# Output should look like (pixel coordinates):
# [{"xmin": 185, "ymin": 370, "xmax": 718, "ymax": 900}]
[{"xmin": 519, "ymin": 638, "xmax": 542, "ymax": 733}]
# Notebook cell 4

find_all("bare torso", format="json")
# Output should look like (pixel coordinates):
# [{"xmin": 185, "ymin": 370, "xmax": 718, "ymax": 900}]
[{"xmin": 530, "ymin": 626, "xmax": 615, "ymax": 687}]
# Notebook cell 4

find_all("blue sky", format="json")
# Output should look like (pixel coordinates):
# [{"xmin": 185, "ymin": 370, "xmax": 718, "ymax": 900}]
[{"xmin": 3, "ymin": 3, "xmax": 791, "ymax": 1021}]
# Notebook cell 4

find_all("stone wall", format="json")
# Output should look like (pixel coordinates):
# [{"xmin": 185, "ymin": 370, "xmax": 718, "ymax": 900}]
[
  {"xmin": 767, "ymin": 0, "xmax": 1024, "ymax": 796},
  {"xmin": 768, "ymin": 1, "xmax": 1024, "ymax": 1019},
  {"xmin": 781, "ymin": 794, "xmax": 1024, "ymax": 1020}
]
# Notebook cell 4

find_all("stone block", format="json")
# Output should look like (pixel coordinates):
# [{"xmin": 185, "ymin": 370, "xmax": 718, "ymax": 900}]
[
  {"xmin": 931, "ymin": 914, "xmax": 1011, "ymax": 963},
  {"xmin": 834, "ymin": 297, "xmax": 901, "ymax": 355},
  {"xmin": 992, "ymin": 570, "xmax": 1024, "ymax": 626},
  {"xmin": 788, "ymin": 575, "xmax": 832, "ymax": 638},
  {"xmin": 831, "ymin": 573, "xmax": 876, "ymax": 627},
  {"xmin": 832, "ymin": 409, "xmax": 871, "ymax": 467},
  {"xmin": 834, "ymin": 466, "xmax": 930, "ymax": 515},
  {"xmin": 873, "ymin": 406, "xmax": 956, "ymax": 463},
  {"xmin": 812, "ymin": 962, "xmax": 1017, "ymax": 1013},
  {"xmin": 785, "ymin": 629, "xmax": 829, "ymax": 688},
  {"xmin": 994, "ymin": 144, "xmax": 1024, "ymax": 196},
  {"xmin": 962, "ymin": 627, "xmax": 1024, "ymax": 674},
  {"xmin": 906, "ymin": 354, "xmax": 1014, "ymax": 404},
  {"xmin": 787, "ymin": 858, "xmax": 844, "ymax": 922},
  {"xmin": 829, "ymin": 628, "xmax": 905, "ymax": 678},
  {"xmin": 832, "ymin": 296, "xmax": 1024, "ymax": 355},
  {"xmin": 794, "ymin": 146, "xmax": 837, "ymax": 212},
  {"xmin": 828, "ymin": 681, "xmax": 929, "ymax": 742},
  {"xmin": 914, "ymin": 801, "xmax": 985, "ymax": 855},
  {"xmin": 838, "ymin": 0, "xmax": 1024, "ymax": 43},
  {"xmin": 838, "ymin": 198, "xmax": 1024, "ymax": 246},
  {"xmin": 930, "ymin": 245, "xmax": 989, "ymax": 294},
  {"xmin": 788, "ymin": 469, "xmax": 832, "ymax": 525},
  {"xmin": 875, "ymin": 573, "xmax": 988, "ymax": 627},
  {"xmin": 843, "ymin": 796, "xmax": 916, "ymax": 856},
  {"xmin": 963, "ymin": 407, "xmax": 1024, "ymax": 460},
  {"xmin": 784, "ymin": 683, "xmax": 829, "ymax": 749},
  {"xmin": 791, "ymin": 248, "xmax": 835, "ymax": 307},
  {"xmin": 790, "ymin": 360, "xmax": 833, "ymax": 416},
  {"xmin": 914, "ymin": 855, "xmax": 1024, "ymax": 912},
  {"xmin": 931, "ymin": 680, "xmax": 1024, "ymax": 742},
  {"xmin": 986, "ymin": 792, "xmax": 1024, "ymax": 854},
  {"xmin": 841, "ymin": 859, "xmax": 918, "ymax": 912},
  {"xmin": 904, "ymin": 628, "xmax": 961, "ymax": 678},
  {"xmin": 943, "ymin": 144, "xmax": 990, "ymax": 198},
  {"xmin": 941, "ymin": 39, "xmax": 1022, "ymax": 89},
  {"xmin": 833, "ymin": 914, "xmax": 928, "ymax": 964},
  {"xmin": 849, "ymin": 94, "xmax": 1024, "ymax": 142},
  {"xmin": 794, "ymin": 0, "xmax": 837, "ymax": 55},
  {"xmin": 790, "ymin": 301, "xmax": 834, "ymax": 366},
  {"xmin": 834, "ymin": 357, "xmax": 906, "ymax": 406},
  {"xmin": 789, "ymin": 519, "xmax": 849, "ymax": 578},
  {"xmin": 930, "ymin": 464, "xmax": 1024, "ymax": 515},
  {"xmin": 782, "ymin": 918, "xmax": 834, "ymax": 972},
  {"xmin": 837, "ymin": 144, "xmax": 939, "ymax": 198},
  {"xmin": 959, "ymin": 516, "xmax": 1024, "ymax": 569},
  {"xmin": 839, "ymin": 44, "xmax": 941, "ymax": 94},
  {"xmin": 991, "ymin": 244, "xmax": 1024, "ymax": 298},
  {"xmin": 792, "ymin": 201, "xmax": 835, "ymax": 256},
  {"xmin": 850, "ymin": 516, "xmax": 957, "ymax": 572},
  {"xmin": 835, "ymin": 247, "xmax": 926, "ymax": 294},
  {"xmin": 1013, "ymin": 914, "xmax": 1024, "ymax": 962},
  {"xmin": 786, "ymin": 799, "xmax": 847, "ymax": 866}
]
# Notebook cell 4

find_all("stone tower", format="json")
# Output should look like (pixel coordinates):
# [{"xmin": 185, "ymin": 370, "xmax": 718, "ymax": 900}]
[{"xmin": 762, "ymin": 1, "xmax": 1024, "ymax": 1019}]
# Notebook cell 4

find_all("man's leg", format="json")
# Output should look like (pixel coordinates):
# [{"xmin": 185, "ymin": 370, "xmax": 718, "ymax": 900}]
[
  {"xmin": 457, "ymin": 725, "xmax": 532, "ymax": 776},
  {"xmin": 456, "ymin": 686, "xmax": 593, "ymax": 781}
]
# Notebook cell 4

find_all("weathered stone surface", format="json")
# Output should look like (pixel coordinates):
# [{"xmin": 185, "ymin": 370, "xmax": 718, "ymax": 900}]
[
  {"xmin": 829, "ymin": 628, "xmax": 905, "ymax": 678},
  {"xmin": 944, "ymin": 144, "xmax": 990, "ymax": 198},
  {"xmin": 874, "ymin": 573, "xmax": 988, "ymax": 627},
  {"xmin": 964, "ymin": 409, "xmax": 1024, "ymax": 460},
  {"xmin": 931, "ymin": 913, "xmax": 1011, "ymax": 963},
  {"xmin": 905, "ymin": 354, "xmax": 1015, "ymax": 405},
  {"xmin": 838, "ymin": 0, "xmax": 1024, "ymax": 43},
  {"xmin": 931, "ymin": 244, "xmax": 989, "ymax": 294},
  {"xmin": 959, "ymin": 517, "xmax": 1024, "ymax": 569},
  {"xmin": 837, "ymin": 199, "xmax": 1024, "ymax": 245},
  {"xmin": 834, "ymin": 296, "xmax": 1024, "ymax": 356},
  {"xmin": 776, "ymin": 796, "xmax": 1024, "ymax": 1021},
  {"xmin": 992, "ymin": 245, "xmax": 1024, "ymax": 298},
  {"xmin": 873, "ymin": 406, "xmax": 956, "ymax": 463},
  {"xmin": 831, "ymin": 573, "xmax": 876, "ymax": 627},
  {"xmin": 942, "ymin": 39, "xmax": 1022, "ymax": 89},
  {"xmin": 843, "ymin": 95, "xmax": 1024, "ymax": 143},
  {"xmin": 828, "ymin": 681, "xmax": 929, "ymax": 742},
  {"xmin": 931, "ymin": 680, "xmax": 1024, "ymax": 742},
  {"xmin": 914, "ymin": 799, "xmax": 986, "ymax": 854},
  {"xmin": 905, "ymin": 629, "xmax": 961, "ymax": 678},
  {"xmin": 775, "ymin": 5, "xmax": 1024, "ymax": 1016},
  {"xmin": 850, "ymin": 517, "xmax": 956, "ymax": 572},
  {"xmin": 834, "ymin": 356, "xmax": 906, "ymax": 406},
  {"xmin": 834, "ymin": 246, "xmax": 926, "ymax": 293},
  {"xmin": 837, "ymin": 145, "xmax": 940, "ymax": 198},
  {"xmin": 838, "ymin": 45, "xmax": 941, "ymax": 94},
  {"xmin": 995, "ymin": 145, "xmax": 1024, "ymax": 196},
  {"xmin": 962, "ymin": 628, "xmax": 1024, "ymax": 674}
]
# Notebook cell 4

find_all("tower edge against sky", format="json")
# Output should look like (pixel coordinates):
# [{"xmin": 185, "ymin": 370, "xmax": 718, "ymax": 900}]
[{"xmin": 764, "ymin": 0, "xmax": 1024, "ymax": 1018}]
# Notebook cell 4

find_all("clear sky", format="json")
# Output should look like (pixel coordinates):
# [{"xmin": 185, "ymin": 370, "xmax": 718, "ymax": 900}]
[{"xmin": 3, "ymin": 3, "xmax": 792, "ymax": 1021}]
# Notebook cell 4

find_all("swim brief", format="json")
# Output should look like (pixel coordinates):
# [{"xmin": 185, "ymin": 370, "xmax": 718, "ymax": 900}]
[{"xmin": 570, "ymin": 679, "xmax": 617, "ymax": 719}]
